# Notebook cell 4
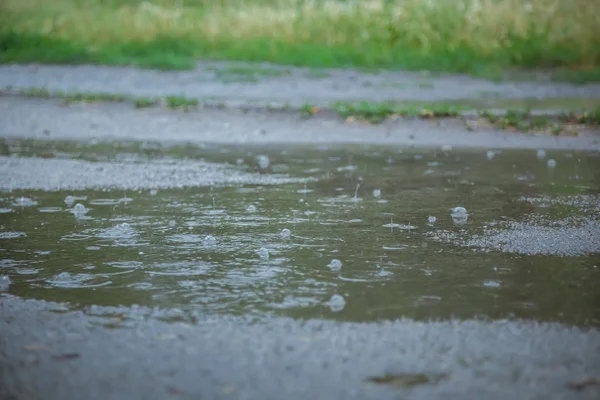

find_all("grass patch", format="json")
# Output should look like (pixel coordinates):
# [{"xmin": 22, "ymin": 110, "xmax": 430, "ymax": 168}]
[
  {"xmin": 1, "ymin": 0, "xmax": 599, "ymax": 81},
  {"xmin": 333, "ymin": 101, "xmax": 464, "ymax": 123},
  {"xmin": 477, "ymin": 108, "xmax": 600, "ymax": 135},
  {"xmin": 329, "ymin": 100, "xmax": 599, "ymax": 135},
  {"xmin": 164, "ymin": 95, "xmax": 198, "ymax": 109},
  {"xmin": 134, "ymin": 97, "xmax": 159, "ymax": 108},
  {"xmin": 2, "ymin": 86, "xmax": 199, "ymax": 110}
]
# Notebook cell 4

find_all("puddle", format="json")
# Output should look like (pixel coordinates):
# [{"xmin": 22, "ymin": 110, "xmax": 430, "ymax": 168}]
[{"xmin": 1, "ymin": 138, "xmax": 599, "ymax": 326}]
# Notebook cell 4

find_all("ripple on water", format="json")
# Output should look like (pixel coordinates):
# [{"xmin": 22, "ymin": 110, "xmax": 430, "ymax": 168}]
[
  {"xmin": 0, "ymin": 232, "xmax": 27, "ymax": 240},
  {"xmin": 105, "ymin": 261, "xmax": 144, "ymax": 270},
  {"xmin": 147, "ymin": 261, "xmax": 213, "ymax": 276},
  {"xmin": 46, "ymin": 272, "xmax": 112, "ymax": 289},
  {"xmin": 39, "ymin": 207, "xmax": 62, "ymax": 213},
  {"xmin": 12, "ymin": 197, "xmax": 38, "ymax": 207},
  {"xmin": 97, "ymin": 223, "xmax": 137, "ymax": 240}
]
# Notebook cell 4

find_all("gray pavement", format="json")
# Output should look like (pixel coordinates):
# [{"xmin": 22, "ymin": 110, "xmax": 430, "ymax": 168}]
[
  {"xmin": 2, "ymin": 294, "xmax": 600, "ymax": 400},
  {"xmin": 1, "ymin": 62, "xmax": 600, "ymax": 108},
  {"xmin": 1, "ymin": 96, "xmax": 599, "ymax": 150}
]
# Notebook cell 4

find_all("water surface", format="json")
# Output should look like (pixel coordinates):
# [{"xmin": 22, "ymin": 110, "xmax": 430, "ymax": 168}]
[{"xmin": 1, "ymin": 138, "xmax": 599, "ymax": 326}]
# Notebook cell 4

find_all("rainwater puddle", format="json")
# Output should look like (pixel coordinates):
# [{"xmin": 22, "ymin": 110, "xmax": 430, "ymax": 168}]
[{"xmin": 1, "ymin": 138, "xmax": 599, "ymax": 326}]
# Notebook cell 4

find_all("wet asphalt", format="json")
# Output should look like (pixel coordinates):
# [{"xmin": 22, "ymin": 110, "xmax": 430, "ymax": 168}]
[
  {"xmin": 2, "ymin": 295, "xmax": 600, "ymax": 400},
  {"xmin": 1, "ymin": 63, "xmax": 600, "ymax": 400},
  {"xmin": 2, "ymin": 61, "xmax": 600, "ymax": 107}
]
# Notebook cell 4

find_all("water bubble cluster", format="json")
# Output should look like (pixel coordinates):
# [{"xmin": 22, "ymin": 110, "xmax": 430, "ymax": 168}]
[
  {"xmin": 373, "ymin": 189, "xmax": 381, "ymax": 198},
  {"xmin": 246, "ymin": 205, "xmax": 257, "ymax": 213},
  {"xmin": 428, "ymin": 216, "xmax": 437, "ymax": 224},
  {"xmin": 280, "ymin": 228, "xmax": 291, "ymax": 239}
]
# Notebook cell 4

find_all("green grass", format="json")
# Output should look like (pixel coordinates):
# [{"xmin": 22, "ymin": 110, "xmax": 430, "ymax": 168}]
[
  {"xmin": 164, "ymin": 95, "xmax": 198, "ymax": 109},
  {"xmin": 2, "ymin": 87, "xmax": 198, "ymax": 110},
  {"xmin": 332, "ymin": 101, "xmax": 464, "ymax": 123},
  {"xmin": 1, "ymin": 0, "xmax": 599, "ymax": 82}
]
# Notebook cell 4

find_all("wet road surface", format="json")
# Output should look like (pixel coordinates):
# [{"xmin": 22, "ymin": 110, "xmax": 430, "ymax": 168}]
[{"xmin": 1, "ymin": 65, "xmax": 600, "ymax": 400}]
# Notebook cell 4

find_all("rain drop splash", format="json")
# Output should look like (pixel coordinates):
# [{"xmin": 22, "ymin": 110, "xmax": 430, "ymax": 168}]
[
  {"xmin": 327, "ymin": 294, "xmax": 346, "ymax": 312},
  {"xmin": 149, "ymin": 189, "xmax": 158, "ymax": 196},
  {"xmin": 257, "ymin": 247, "xmax": 269, "ymax": 259},
  {"xmin": 487, "ymin": 150, "xmax": 496, "ymax": 160},
  {"xmin": 536, "ymin": 149, "xmax": 546, "ymax": 159},
  {"xmin": 373, "ymin": 189, "xmax": 381, "ymax": 198},
  {"xmin": 428, "ymin": 216, "xmax": 437, "ymax": 224},
  {"xmin": 383, "ymin": 217, "xmax": 416, "ymax": 231},
  {"xmin": 257, "ymin": 155, "xmax": 270, "ymax": 169},
  {"xmin": 72, "ymin": 203, "xmax": 89, "ymax": 217},
  {"xmin": 203, "ymin": 235, "xmax": 217, "ymax": 246},
  {"xmin": 98, "ymin": 223, "xmax": 136, "ymax": 239},
  {"xmin": 13, "ymin": 197, "xmax": 38, "ymax": 207},
  {"xmin": 280, "ymin": 228, "xmax": 291, "ymax": 239},
  {"xmin": 352, "ymin": 183, "xmax": 361, "ymax": 202},
  {"xmin": 0, "ymin": 275, "xmax": 11, "ymax": 291},
  {"xmin": 54, "ymin": 272, "xmax": 72, "ymax": 282},
  {"xmin": 64, "ymin": 195, "xmax": 76, "ymax": 207},
  {"xmin": 246, "ymin": 205, "xmax": 257, "ymax": 213},
  {"xmin": 328, "ymin": 259, "xmax": 343, "ymax": 271},
  {"xmin": 547, "ymin": 159, "xmax": 557, "ymax": 168},
  {"xmin": 451, "ymin": 206, "xmax": 468, "ymax": 225}
]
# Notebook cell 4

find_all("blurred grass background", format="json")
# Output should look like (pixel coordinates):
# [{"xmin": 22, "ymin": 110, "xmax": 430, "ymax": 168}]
[{"xmin": 1, "ymin": 0, "xmax": 599, "ymax": 81}]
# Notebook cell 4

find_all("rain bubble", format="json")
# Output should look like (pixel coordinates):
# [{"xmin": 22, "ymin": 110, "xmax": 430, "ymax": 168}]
[
  {"xmin": 452, "ymin": 206, "xmax": 467, "ymax": 215},
  {"xmin": 373, "ymin": 189, "xmax": 381, "ymax": 198},
  {"xmin": 0, "ymin": 275, "xmax": 11, "ymax": 291},
  {"xmin": 257, "ymin": 247, "xmax": 269, "ymax": 259},
  {"xmin": 327, "ymin": 294, "xmax": 346, "ymax": 312},
  {"xmin": 536, "ymin": 149, "xmax": 546, "ymax": 159},
  {"xmin": 280, "ymin": 228, "xmax": 291, "ymax": 239},
  {"xmin": 246, "ymin": 205, "xmax": 257, "ymax": 213},
  {"xmin": 547, "ymin": 159, "xmax": 557, "ymax": 168},
  {"xmin": 72, "ymin": 203, "xmax": 88, "ymax": 217},
  {"xmin": 257, "ymin": 155, "xmax": 270, "ymax": 169},
  {"xmin": 328, "ymin": 259, "xmax": 343, "ymax": 271},
  {"xmin": 64, "ymin": 195, "xmax": 76, "ymax": 207},
  {"xmin": 203, "ymin": 235, "xmax": 217, "ymax": 246},
  {"xmin": 487, "ymin": 150, "xmax": 496, "ymax": 160},
  {"xmin": 428, "ymin": 216, "xmax": 437, "ymax": 224},
  {"xmin": 451, "ymin": 207, "xmax": 468, "ymax": 225},
  {"xmin": 149, "ymin": 189, "xmax": 158, "ymax": 196}
]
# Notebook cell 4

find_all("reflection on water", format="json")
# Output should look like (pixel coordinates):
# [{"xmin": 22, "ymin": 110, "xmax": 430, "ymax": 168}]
[{"xmin": 1, "ymin": 138, "xmax": 599, "ymax": 327}]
